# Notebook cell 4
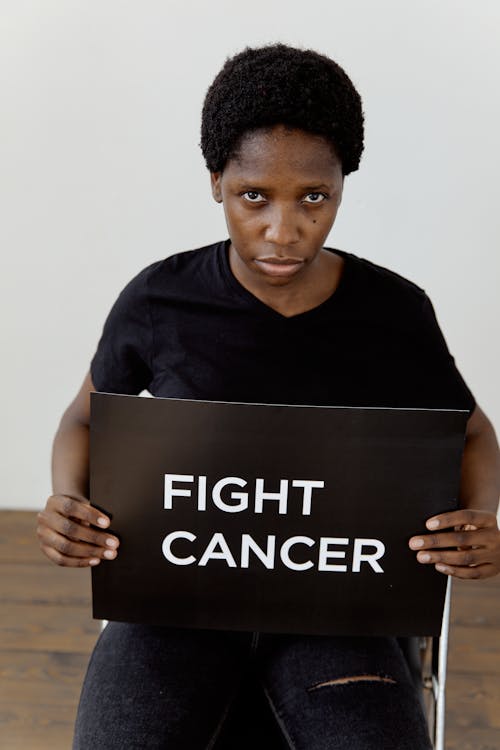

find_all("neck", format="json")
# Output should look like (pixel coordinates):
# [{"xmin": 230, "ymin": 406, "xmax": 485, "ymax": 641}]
[{"xmin": 229, "ymin": 246, "xmax": 344, "ymax": 317}]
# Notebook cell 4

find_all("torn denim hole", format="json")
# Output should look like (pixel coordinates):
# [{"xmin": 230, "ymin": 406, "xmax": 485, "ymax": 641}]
[{"xmin": 307, "ymin": 674, "xmax": 397, "ymax": 691}]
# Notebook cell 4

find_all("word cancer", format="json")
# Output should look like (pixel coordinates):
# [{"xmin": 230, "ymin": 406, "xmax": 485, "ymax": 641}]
[{"xmin": 161, "ymin": 531, "xmax": 385, "ymax": 573}]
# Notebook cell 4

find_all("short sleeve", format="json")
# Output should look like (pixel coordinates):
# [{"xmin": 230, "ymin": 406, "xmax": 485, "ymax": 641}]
[
  {"xmin": 90, "ymin": 264, "xmax": 156, "ymax": 394},
  {"xmin": 416, "ymin": 294, "xmax": 476, "ymax": 414}
]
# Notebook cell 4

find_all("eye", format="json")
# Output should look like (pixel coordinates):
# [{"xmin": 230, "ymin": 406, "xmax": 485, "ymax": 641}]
[
  {"xmin": 303, "ymin": 192, "xmax": 328, "ymax": 204},
  {"xmin": 242, "ymin": 191, "xmax": 265, "ymax": 203}
]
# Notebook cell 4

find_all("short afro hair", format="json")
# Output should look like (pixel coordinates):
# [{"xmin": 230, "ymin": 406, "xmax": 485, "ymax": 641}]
[{"xmin": 200, "ymin": 42, "xmax": 364, "ymax": 177}]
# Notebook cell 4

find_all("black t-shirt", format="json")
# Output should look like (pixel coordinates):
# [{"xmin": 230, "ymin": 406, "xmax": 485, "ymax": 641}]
[{"xmin": 90, "ymin": 238, "xmax": 476, "ymax": 413}]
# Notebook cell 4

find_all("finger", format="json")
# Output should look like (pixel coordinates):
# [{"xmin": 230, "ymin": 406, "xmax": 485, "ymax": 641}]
[
  {"xmin": 416, "ymin": 548, "xmax": 491, "ymax": 567},
  {"xmin": 434, "ymin": 563, "xmax": 498, "ymax": 580},
  {"xmin": 37, "ymin": 526, "xmax": 118, "ymax": 561},
  {"xmin": 409, "ymin": 528, "xmax": 493, "ymax": 550},
  {"xmin": 426, "ymin": 509, "xmax": 497, "ymax": 531},
  {"xmin": 37, "ymin": 510, "xmax": 120, "ymax": 550},
  {"xmin": 47, "ymin": 494, "xmax": 111, "ymax": 529},
  {"xmin": 40, "ymin": 543, "xmax": 102, "ymax": 568}
]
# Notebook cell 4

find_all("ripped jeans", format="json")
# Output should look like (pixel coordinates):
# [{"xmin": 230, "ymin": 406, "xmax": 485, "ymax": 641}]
[{"xmin": 72, "ymin": 622, "xmax": 433, "ymax": 750}]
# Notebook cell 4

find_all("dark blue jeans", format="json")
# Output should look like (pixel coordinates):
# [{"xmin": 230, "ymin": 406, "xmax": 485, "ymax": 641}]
[{"xmin": 72, "ymin": 622, "xmax": 433, "ymax": 749}]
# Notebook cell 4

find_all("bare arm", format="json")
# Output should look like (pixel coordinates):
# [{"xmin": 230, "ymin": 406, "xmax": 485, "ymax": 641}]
[
  {"xmin": 36, "ymin": 370, "xmax": 120, "ymax": 567},
  {"xmin": 51, "ymin": 413, "xmax": 90, "ymax": 503},
  {"xmin": 408, "ymin": 404, "xmax": 500, "ymax": 579},
  {"xmin": 458, "ymin": 404, "xmax": 500, "ymax": 513}
]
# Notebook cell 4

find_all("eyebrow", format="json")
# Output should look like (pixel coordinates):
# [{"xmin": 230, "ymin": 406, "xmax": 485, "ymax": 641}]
[{"xmin": 237, "ymin": 182, "xmax": 333, "ymax": 191}]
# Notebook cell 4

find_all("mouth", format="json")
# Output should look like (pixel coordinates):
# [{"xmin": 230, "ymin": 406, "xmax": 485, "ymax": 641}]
[{"xmin": 254, "ymin": 256, "xmax": 305, "ymax": 277}]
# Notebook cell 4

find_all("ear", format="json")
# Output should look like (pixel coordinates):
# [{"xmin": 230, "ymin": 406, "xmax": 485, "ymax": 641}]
[
  {"xmin": 210, "ymin": 172, "xmax": 223, "ymax": 203},
  {"xmin": 336, "ymin": 175, "xmax": 344, "ymax": 207}
]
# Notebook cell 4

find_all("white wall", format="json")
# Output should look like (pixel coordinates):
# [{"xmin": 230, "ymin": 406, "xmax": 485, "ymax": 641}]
[{"xmin": 2, "ymin": 0, "xmax": 499, "ymax": 510}]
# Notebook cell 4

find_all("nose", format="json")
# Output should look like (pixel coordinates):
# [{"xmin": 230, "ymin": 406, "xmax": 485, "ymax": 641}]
[{"xmin": 263, "ymin": 204, "xmax": 301, "ymax": 247}]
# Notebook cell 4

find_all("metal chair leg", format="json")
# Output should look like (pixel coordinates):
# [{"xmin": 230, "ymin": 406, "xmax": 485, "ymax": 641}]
[
  {"xmin": 419, "ymin": 575, "xmax": 452, "ymax": 749},
  {"xmin": 433, "ymin": 576, "xmax": 452, "ymax": 750}
]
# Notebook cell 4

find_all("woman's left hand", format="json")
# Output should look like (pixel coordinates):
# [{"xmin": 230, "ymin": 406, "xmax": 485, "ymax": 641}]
[{"xmin": 408, "ymin": 508, "xmax": 500, "ymax": 579}]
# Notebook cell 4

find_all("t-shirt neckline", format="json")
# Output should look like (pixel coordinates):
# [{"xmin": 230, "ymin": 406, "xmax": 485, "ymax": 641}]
[{"xmin": 217, "ymin": 237, "xmax": 352, "ymax": 321}]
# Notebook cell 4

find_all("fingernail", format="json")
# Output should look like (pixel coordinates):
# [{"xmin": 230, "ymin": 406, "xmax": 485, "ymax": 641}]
[
  {"xmin": 97, "ymin": 517, "xmax": 109, "ymax": 527},
  {"xmin": 103, "ymin": 549, "xmax": 116, "ymax": 559},
  {"xmin": 89, "ymin": 558, "xmax": 100, "ymax": 565},
  {"xmin": 106, "ymin": 538, "xmax": 118, "ymax": 548},
  {"xmin": 410, "ymin": 538, "xmax": 425, "ymax": 549},
  {"xmin": 436, "ymin": 564, "xmax": 449, "ymax": 573},
  {"xmin": 418, "ymin": 553, "xmax": 431, "ymax": 562},
  {"xmin": 427, "ymin": 520, "xmax": 440, "ymax": 529}
]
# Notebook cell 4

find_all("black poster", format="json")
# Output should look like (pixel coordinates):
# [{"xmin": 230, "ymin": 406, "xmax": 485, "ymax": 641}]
[{"xmin": 90, "ymin": 393, "xmax": 467, "ymax": 636}]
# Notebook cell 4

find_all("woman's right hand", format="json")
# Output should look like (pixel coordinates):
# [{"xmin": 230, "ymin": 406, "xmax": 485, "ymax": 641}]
[{"xmin": 36, "ymin": 494, "xmax": 120, "ymax": 567}]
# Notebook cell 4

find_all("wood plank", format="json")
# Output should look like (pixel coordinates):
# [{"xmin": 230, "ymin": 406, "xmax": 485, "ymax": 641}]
[
  {"xmin": 447, "ymin": 626, "xmax": 500, "ymax": 676},
  {"xmin": 0, "ymin": 649, "xmax": 89, "ymax": 705},
  {"xmin": 1, "ymin": 562, "xmax": 95, "ymax": 607},
  {"xmin": 0, "ymin": 701, "xmax": 78, "ymax": 750},
  {"xmin": 446, "ymin": 673, "xmax": 500, "ymax": 730},
  {"xmin": 445, "ymin": 726, "xmax": 500, "ymax": 750},
  {"xmin": 449, "ymin": 577, "xmax": 500, "ymax": 629},
  {"xmin": 0, "ymin": 510, "xmax": 46, "ymax": 564},
  {"xmin": 2, "ymin": 602, "xmax": 100, "ymax": 653}
]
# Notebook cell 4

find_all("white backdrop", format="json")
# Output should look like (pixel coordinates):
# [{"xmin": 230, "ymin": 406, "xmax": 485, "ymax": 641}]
[{"xmin": 2, "ymin": 0, "xmax": 499, "ymax": 509}]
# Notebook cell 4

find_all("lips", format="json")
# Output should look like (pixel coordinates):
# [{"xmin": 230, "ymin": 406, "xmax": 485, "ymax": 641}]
[
  {"xmin": 257, "ymin": 257, "xmax": 304, "ymax": 264},
  {"xmin": 254, "ymin": 257, "xmax": 305, "ymax": 277}
]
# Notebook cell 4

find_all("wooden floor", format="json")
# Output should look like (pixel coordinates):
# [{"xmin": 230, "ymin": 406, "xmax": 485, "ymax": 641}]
[{"xmin": 1, "ymin": 510, "xmax": 499, "ymax": 749}]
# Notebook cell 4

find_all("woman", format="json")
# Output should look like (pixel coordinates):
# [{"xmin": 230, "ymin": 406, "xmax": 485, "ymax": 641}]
[{"xmin": 37, "ymin": 42, "xmax": 500, "ymax": 749}]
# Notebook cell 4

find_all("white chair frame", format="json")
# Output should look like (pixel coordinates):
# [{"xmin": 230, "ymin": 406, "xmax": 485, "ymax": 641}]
[{"xmin": 420, "ymin": 575, "xmax": 452, "ymax": 750}]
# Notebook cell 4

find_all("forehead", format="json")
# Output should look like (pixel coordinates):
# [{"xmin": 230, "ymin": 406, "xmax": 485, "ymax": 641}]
[{"xmin": 226, "ymin": 125, "xmax": 341, "ymax": 181}]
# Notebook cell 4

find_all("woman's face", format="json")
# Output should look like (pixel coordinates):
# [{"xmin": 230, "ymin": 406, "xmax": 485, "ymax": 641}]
[{"xmin": 210, "ymin": 124, "xmax": 344, "ymax": 291}]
